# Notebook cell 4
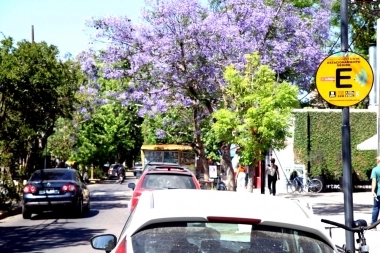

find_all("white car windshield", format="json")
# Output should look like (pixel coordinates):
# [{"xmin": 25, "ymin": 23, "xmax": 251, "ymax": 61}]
[{"xmin": 131, "ymin": 222, "xmax": 334, "ymax": 253}]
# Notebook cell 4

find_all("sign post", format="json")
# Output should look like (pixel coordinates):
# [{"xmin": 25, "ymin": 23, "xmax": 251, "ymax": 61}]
[{"xmin": 315, "ymin": 1, "xmax": 374, "ymax": 251}]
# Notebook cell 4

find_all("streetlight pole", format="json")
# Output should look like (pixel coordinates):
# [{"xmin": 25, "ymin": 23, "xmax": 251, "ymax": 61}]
[{"xmin": 341, "ymin": 0, "xmax": 355, "ymax": 251}]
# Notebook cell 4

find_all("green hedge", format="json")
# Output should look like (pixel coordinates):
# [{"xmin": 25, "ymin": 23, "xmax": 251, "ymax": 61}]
[{"xmin": 293, "ymin": 109, "xmax": 377, "ymax": 180}]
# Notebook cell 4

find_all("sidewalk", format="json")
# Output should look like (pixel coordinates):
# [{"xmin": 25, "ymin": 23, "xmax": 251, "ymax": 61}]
[
  {"xmin": 0, "ymin": 202, "xmax": 21, "ymax": 220},
  {"xmin": 252, "ymin": 184, "xmax": 379, "ymax": 252}
]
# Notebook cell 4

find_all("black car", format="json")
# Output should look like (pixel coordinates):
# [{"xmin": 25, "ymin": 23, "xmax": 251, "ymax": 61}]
[
  {"xmin": 22, "ymin": 168, "xmax": 90, "ymax": 219},
  {"xmin": 107, "ymin": 164, "xmax": 125, "ymax": 179}
]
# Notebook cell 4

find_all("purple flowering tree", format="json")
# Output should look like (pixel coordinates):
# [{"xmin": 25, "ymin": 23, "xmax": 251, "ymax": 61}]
[{"xmin": 83, "ymin": 0, "xmax": 332, "ymax": 181}]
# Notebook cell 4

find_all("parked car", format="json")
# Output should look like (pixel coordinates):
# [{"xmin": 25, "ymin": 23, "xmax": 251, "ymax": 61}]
[
  {"xmin": 90, "ymin": 189, "xmax": 337, "ymax": 253},
  {"xmin": 107, "ymin": 164, "xmax": 124, "ymax": 179},
  {"xmin": 128, "ymin": 165, "xmax": 200, "ymax": 212},
  {"xmin": 131, "ymin": 162, "xmax": 142, "ymax": 178},
  {"xmin": 22, "ymin": 168, "xmax": 90, "ymax": 219}
]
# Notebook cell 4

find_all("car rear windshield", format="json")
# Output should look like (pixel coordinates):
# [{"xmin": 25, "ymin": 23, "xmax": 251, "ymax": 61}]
[
  {"xmin": 142, "ymin": 173, "xmax": 196, "ymax": 189},
  {"xmin": 30, "ymin": 170, "xmax": 73, "ymax": 181},
  {"xmin": 131, "ymin": 222, "xmax": 334, "ymax": 253}
]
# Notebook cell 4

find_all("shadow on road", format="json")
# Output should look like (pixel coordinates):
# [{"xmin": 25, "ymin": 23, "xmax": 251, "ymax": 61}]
[
  {"xmin": 0, "ymin": 224, "xmax": 106, "ymax": 253},
  {"xmin": 29, "ymin": 209, "xmax": 100, "ymax": 220},
  {"xmin": 97, "ymin": 176, "xmax": 136, "ymax": 184},
  {"xmin": 312, "ymin": 203, "xmax": 373, "ymax": 216}
]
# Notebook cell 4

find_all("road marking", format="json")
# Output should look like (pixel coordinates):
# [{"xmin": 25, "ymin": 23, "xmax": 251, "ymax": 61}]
[
  {"xmin": 114, "ymin": 191, "xmax": 127, "ymax": 195},
  {"xmin": 92, "ymin": 191, "xmax": 129, "ymax": 196}
]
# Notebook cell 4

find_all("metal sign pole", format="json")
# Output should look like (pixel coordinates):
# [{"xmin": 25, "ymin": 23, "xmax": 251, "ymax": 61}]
[
  {"xmin": 377, "ymin": 19, "xmax": 380, "ymax": 156},
  {"xmin": 341, "ymin": 0, "xmax": 354, "ymax": 251}
]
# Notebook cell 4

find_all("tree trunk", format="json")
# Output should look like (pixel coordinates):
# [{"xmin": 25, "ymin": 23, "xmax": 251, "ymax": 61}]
[
  {"xmin": 246, "ymin": 163, "xmax": 256, "ymax": 193},
  {"xmin": 193, "ymin": 106, "xmax": 210, "ymax": 187},
  {"xmin": 221, "ymin": 143, "xmax": 235, "ymax": 191}
]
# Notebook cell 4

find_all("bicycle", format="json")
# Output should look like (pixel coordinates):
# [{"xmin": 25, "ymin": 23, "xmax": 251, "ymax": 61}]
[
  {"xmin": 214, "ymin": 175, "xmax": 227, "ymax": 190},
  {"xmin": 321, "ymin": 218, "xmax": 380, "ymax": 253},
  {"xmin": 286, "ymin": 178, "xmax": 296, "ymax": 193},
  {"xmin": 287, "ymin": 176, "xmax": 323, "ymax": 193},
  {"xmin": 198, "ymin": 175, "xmax": 226, "ymax": 190}
]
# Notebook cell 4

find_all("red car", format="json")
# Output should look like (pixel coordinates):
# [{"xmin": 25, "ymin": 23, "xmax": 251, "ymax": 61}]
[{"xmin": 128, "ymin": 165, "xmax": 200, "ymax": 212}]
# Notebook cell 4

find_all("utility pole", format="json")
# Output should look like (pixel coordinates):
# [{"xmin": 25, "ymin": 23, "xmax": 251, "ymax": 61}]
[
  {"xmin": 340, "ymin": 0, "xmax": 355, "ymax": 251},
  {"xmin": 31, "ymin": 25, "xmax": 34, "ymax": 43}
]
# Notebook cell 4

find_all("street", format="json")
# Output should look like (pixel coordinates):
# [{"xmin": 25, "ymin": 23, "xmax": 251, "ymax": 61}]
[
  {"xmin": 0, "ymin": 175, "xmax": 136, "ymax": 253},
  {"xmin": 1, "ymin": 176, "xmax": 380, "ymax": 253}
]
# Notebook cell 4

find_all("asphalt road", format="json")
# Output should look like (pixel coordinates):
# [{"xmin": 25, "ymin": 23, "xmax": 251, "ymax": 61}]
[
  {"xmin": 0, "ymin": 175, "xmax": 137, "ymax": 253},
  {"xmin": 1, "ymin": 176, "xmax": 379, "ymax": 252}
]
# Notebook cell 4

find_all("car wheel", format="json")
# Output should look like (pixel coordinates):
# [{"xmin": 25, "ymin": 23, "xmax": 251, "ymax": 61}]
[
  {"xmin": 22, "ymin": 206, "xmax": 31, "ymax": 219},
  {"xmin": 133, "ymin": 172, "xmax": 136, "ymax": 176},
  {"xmin": 76, "ymin": 199, "xmax": 83, "ymax": 217},
  {"xmin": 84, "ymin": 199, "xmax": 90, "ymax": 214}
]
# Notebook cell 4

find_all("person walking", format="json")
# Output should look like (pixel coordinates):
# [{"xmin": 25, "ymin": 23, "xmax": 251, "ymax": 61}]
[
  {"xmin": 266, "ymin": 158, "xmax": 280, "ymax": 196},
  {"xmin": 235, "ymin": 163, "xmax": 246, "ymax": 192},
  {"xmin": 370, "ymin": 156, "xmax": 380, "ymax": 230}
]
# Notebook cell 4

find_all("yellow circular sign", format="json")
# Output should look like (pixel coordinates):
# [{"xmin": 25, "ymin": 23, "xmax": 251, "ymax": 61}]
[{"xmin": 315, "ymin": 52, "xmax": 374, "ymax": 107}]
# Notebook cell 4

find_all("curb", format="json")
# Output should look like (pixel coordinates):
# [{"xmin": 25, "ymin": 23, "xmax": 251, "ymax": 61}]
[{"xmin": 0, "ymin": 205, "xmax": 22, "ymax": 220}]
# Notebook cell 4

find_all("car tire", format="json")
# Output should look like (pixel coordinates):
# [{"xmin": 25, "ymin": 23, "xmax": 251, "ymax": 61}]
[
  {"xmin": 22, "ymin": 206, "xmax": 31, "ymax": 219},
  {"xmin": 84, "ymin": 199, "xmax": 90, "ymax": 214},
  {"xmin": 76, "ymin": 199, "xmax": 84, "ymax": 217},
  {"xmin": 133, "ymin": 172, "xmax": 136, "ymax": 176}
]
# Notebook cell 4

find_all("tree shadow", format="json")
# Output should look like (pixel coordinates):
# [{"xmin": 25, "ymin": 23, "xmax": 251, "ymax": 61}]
[
  {"xmin": 29, "ymin": 209, "xmax": 100, "ymax": 220},
  {"xmin": 312, "ymin": 203, "xmax": 373, "ymax": 217},
  {"xmin": 0, "ymin": 225, "xmax": 107, "ymax": 253}
]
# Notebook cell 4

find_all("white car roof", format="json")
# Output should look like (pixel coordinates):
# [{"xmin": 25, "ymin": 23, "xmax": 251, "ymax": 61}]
[{"xmin": 127, "ymin": 189, "xmax": 335, "ymax": 249}]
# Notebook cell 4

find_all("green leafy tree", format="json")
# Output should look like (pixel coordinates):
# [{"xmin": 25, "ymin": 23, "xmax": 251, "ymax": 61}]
[
  {"xmin": 143, "ymin": 106, "xmax": 194, "ymax": 145},
  {"xmin": 72, "ymin": 102, "xmax": 143, "ymax": 172},
  {"xmin": 330, "ymin": 1, "xmax": 379, "ymax": 57},
  {"xmin": 209, "ymin": 53, "xmax": 299, "ymax": 191},
  {"xmin": 0, "ymin": 37, "xmax": 82, "ymax": 176},
  {"xmin": 47, "ymin": 118, "xmax": 76, "ymax": 164}
]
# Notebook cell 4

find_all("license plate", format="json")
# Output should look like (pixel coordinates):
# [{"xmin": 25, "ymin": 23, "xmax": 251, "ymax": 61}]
[{"xmin": 39, "ymin": 189, "xmax": 59, "ymax": 194}]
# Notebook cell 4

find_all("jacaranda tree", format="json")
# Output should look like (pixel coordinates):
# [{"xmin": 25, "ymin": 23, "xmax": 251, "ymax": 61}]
[{"xmin": 81, "ymin": 0, "xmax": 332, "ymax": 181}]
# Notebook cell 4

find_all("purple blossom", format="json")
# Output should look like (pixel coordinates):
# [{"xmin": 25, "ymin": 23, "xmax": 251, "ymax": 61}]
[
  {"xmin": 83, "ymin": 0, "xmax": 332, "ymax": 115},
  {"xmin": 155, "ymin": 129, "xmax": 166, "ymax": 139},
  {"xmin": 80, "ymin": 107, "xmax": 87, "ymax": 114}
]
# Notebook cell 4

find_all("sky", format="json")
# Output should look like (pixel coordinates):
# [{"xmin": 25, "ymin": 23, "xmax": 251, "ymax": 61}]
[{"xmin": 0, "ymin": 0, "xmax": 146, "ymax": 58}]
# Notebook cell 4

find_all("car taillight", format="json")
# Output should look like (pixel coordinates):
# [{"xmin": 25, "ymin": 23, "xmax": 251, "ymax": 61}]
[
  {"xmin": 23, "ymin": 185, "xmax": 37, "ymax": 193},
  {"xmin": 207, "ymin": 216, "xmax": 261, "ymax": 224},
  {"xmin": 114, "ymin": 236, "xmax": 126, "ymax": 253},
  {"xmin": 130, "ymin": 192, "xmax": 142, "ymax": 212},
  {"xmin": 61, "ymin": 184, "xmax": 76, "ymax": 192}
]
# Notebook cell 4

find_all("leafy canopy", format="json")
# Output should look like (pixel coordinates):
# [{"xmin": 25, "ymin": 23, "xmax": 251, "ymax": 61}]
[{"xmin": 210, "ymin": 53, "xmax": 299, "ymax": 165}]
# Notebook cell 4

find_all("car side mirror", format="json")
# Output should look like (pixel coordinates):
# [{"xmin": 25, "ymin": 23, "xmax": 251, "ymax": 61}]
[
  {"xmin": 128, "ymin": 182, "xmax": 135, "ymax": 190},
  {"xmin": 90, "ymin": 234, "xmax": 117, "ymax": 251}
]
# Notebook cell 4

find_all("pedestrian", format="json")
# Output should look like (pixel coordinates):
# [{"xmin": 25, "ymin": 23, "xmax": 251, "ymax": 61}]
[
  {"xmin": 370, "ymin": 156, "xmax": 380, "ymax": 230},
  {"xmin": 266, "ymin": 158, "xmax": 280, "ymax": 196},
  {"xmin": 235, "ymin": 163, "xmax": 246, "ymax": 192}
]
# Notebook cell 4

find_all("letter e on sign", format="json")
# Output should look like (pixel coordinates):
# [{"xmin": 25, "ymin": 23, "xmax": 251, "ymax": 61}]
[{"xmin": 315, "ymin": 52, "xmax": 373, "ymax": 107}]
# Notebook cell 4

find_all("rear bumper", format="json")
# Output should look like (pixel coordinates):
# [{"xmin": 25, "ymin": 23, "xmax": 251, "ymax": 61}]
[
  {"xmin": 22, "ymin": 194, "xmax": 81, "ymax": 212},
  {"xmin": 132, "ymin": 169, "xmax": 143, "ymax": 176}
]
